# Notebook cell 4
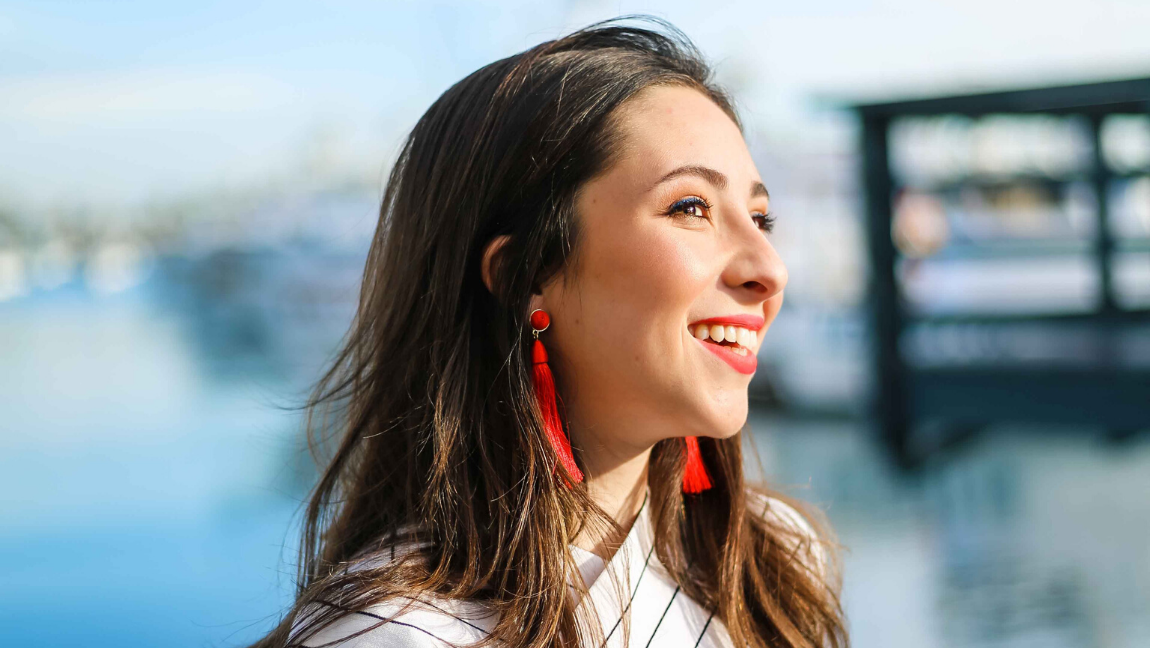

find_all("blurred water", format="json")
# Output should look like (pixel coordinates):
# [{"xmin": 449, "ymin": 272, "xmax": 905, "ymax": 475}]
[
  {"xmin": 751, "ymin": 414, "xmax": 1150, "ymax": 648},
  {"xmin": 1, "ymin": 261, "xmax": 1147, "ymax": 647},
  {"xmin": 0, "ymin": 277, "xmax": 313, "ymax": 646}
]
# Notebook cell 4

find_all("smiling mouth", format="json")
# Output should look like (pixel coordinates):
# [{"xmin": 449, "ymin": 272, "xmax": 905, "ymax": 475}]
[{"xmin": 688, "ymin": 323, "xmax": 757, "ymax": 356}]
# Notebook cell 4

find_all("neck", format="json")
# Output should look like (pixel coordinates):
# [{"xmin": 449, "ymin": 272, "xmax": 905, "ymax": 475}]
[{"xmin": 569, "ymin": 426, "xmax": 652, "ymax": 560}]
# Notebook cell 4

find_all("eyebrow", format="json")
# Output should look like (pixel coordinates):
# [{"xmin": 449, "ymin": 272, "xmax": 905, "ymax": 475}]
[{"xmin": 656, "ymin": 164, "xmax": 769, "ymax": 200}]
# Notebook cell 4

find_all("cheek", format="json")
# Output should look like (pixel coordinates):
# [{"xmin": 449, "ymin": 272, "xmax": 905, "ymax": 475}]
[
  {"xmin": 567, "ymin": 225, "xmax": 713, "ymax": 417},
  {"xmin": 550, "ymin": 213, "xmax": 732, "ymax": 441},
  {"xmin": 589, "ymin": 225, "xmax": 711, "ymax": 334}
]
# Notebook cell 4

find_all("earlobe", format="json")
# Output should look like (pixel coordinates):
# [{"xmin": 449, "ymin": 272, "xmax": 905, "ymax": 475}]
[{"xmin": 480, "ymin": 235, "xmax": 512, "ymax": 295}]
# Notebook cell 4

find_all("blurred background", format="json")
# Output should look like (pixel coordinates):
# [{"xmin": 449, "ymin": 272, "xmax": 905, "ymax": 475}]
[{"xmin": 2, "ymin": 1, "xmax": 1148, "ymax": 646}]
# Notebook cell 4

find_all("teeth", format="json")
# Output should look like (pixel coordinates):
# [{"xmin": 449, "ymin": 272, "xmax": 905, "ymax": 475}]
[
  {"xmin": 736, "ymin": 328, "xmax": 749, "ymax": 346},
  {"xmin": 689, "ymin": 323, "xmax": 757, "ymax": 348},
  {"xmin": 709, "ymin": 324, "xmax": 725, "ymax": 343}
]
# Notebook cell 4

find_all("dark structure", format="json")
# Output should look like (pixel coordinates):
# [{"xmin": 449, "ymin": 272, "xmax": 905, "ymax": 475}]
[{"xmin": 852, "ymin": 77, "xmax": 1150, "ymax": 469}]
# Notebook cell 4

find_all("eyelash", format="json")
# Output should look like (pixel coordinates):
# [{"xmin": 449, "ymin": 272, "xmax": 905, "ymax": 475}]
[{"xmin": 664, "ymin": 196, "xmax": 776, "ymax": 234}]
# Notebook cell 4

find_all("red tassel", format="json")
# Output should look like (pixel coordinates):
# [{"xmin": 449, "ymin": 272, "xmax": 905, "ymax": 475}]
[
  {"xmin": 682, "ymin": 436, "xmax": 712, "ymax": 494},
  {"xmin": 531, "ymin": 338, "xmax": 583, "ymax": 484}
]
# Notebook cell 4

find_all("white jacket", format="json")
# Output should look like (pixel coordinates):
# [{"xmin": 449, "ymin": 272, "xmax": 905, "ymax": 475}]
[{"xmin": 296, "ymin": 494, "xmax": 823, "ymax": 647}]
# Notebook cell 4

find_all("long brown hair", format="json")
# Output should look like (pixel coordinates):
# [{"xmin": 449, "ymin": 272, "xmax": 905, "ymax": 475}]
[{"xmin": 254, "ymin": 15, "xmax": 846, "ymax": 648}]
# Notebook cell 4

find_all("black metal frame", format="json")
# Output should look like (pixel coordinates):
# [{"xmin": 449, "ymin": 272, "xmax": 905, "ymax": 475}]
[{"xmin": 852, "ymin": 77, "xmax": 1150, "ymax": 469}]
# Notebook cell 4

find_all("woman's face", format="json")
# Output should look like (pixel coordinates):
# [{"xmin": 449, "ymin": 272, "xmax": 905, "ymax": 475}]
[{"xmin": 539, "ymin": 84, "xmax": 787, "ymax": 455}]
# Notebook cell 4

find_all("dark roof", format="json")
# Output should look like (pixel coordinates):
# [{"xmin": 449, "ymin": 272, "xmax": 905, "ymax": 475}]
[{"xmin": 845, "ymin": 76, "xmax": 1150, "ymax": 118}]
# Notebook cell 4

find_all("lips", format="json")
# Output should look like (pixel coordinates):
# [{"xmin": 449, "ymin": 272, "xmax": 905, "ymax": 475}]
[
  {"xmin": 688, "ymin": 314, "xmax": 765, "ymax": 375},
  {"xmin": 696, "ymin": 336, "xmax": 758, "ymax": 374},
  {"xmin": 691, "ymin": 314, "xmax": 766, "ymax": 330}
]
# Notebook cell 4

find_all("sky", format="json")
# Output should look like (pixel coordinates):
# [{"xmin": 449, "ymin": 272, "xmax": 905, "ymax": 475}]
[{"xmin": 2, "ymin": 0, "xmax": 1150, "ymax": 211}]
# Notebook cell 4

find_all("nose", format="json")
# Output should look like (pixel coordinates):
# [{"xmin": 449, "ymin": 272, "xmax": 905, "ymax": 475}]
[{"xmin": 720, "ymin": 214, "xmax": 787, "ymax": 301}]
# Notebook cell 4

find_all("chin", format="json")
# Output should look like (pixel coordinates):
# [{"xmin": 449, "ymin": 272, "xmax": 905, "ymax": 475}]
[
  {"xmin": 659, "ymin": 382, "xmax": 750, "ymax": 441},
  {"xmin": 692, "ymin": 397, "xmax": 748, "ymax": 440},
  {"xmin": 710, "ymin": 418, "xmax": 746, "ymax": 440}
]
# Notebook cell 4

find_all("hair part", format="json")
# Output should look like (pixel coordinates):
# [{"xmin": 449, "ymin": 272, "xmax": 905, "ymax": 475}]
[{"xmin": 252, "ymin": 15, "xmax": 846, "ymax": 648}]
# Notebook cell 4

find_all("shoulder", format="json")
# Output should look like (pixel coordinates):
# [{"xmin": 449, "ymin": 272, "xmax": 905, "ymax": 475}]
[
  {"xmin": 748, "ymin": 491, "xmax": 816, "ymax": 538},
  {"xmin": 746, "ymin": 490, "xmax": 830, "ymax": 579},
  {"xmin": 294, "ymin": 596, "xmax": 497, "ymax": 648},
  {"xmin": 291, "ymin": 541, "xmax": 499, "ymax": 648},
  {"xmin": 295, "ymin": 600, "xmax": 447, "ymax": 648}
]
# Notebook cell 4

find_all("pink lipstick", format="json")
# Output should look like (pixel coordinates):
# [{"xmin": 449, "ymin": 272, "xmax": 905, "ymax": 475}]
[
  {"xmin": 688, "ymin": 314, "xmax": 764, "ymax": 375},
  {"xmin": 690, "ymin": 314, "xmax": 765, "ymax": 330},
  {"xmin": 695, "ymin": 337, "xmax": 758, "ymax": 374}
]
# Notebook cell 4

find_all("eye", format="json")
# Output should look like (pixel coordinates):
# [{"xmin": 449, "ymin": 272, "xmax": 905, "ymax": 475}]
[
  {"xmin": 753, "ymin": 211, "xmax": 776, "ymax": 234},
  {"xmin": 664, "ymin": 196, "xmax": 711, "ymax": 221}
]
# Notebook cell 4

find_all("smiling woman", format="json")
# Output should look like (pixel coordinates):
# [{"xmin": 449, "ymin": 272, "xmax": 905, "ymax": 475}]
[{"xmin": 251, "ymin": 15, "xmax": 846, "ymax": 648}]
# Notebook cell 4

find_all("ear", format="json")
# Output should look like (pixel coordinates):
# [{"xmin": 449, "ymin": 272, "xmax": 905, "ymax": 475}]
[{"xmin": 480, "ymin": 235, "xmax": 511, "ymax": 295}]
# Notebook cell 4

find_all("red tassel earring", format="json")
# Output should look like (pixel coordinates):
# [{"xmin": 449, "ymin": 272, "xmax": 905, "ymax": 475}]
[
  {"xmin": 529, "ymin": 309, "xmax": 583, "ymax": 484},
  {"xmin": 682, "ymin": 436, "xmax": 712, "ymax": 494}
]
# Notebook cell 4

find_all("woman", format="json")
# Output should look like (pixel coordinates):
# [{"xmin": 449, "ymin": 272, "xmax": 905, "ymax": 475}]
[{"xmin": 256, "ymin": 16, "xmax": 847, "ymax": 648}]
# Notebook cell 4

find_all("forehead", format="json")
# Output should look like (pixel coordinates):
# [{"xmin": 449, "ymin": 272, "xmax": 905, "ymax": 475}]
[{"xmin": 608, "ymin": 85, "xmax": 755, "ymax": 186}]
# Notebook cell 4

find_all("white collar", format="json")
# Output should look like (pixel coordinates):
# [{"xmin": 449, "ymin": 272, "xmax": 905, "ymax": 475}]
[
  {"xmin": 567, "ymin": 493, "xmax": 654, "ymax": 591},
  {"xmin": 332, "ymin": 495, "xmax": 729, "ymax": 647},
  {"xmin": 570, "ymin": 495, "xmax": 727, "ymax": 647}
]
